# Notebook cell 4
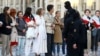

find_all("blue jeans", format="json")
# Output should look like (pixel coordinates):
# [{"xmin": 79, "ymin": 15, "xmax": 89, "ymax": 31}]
[
  {"xmin": 53, "ymin": 44, "xmax": 61, "ymax": 54},
  {"xmin": 17, "ymin": 36, "xmax": 25, "ymax": 55}
]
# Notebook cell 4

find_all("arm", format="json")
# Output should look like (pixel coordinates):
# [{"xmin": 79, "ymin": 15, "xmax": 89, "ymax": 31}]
[
  {"xmin": 16, "ymin": 18, "xmax": 23, "ymax": 32},
  {"xmin": 44, "ymin": 15, "xmax": 52, "ymax": 27}
]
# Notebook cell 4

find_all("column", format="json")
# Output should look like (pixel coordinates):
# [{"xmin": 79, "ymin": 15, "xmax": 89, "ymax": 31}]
[
  {"xmin": 45, "ymin": 0, "xmax": 48, "ymax": 13},
  {"xmin": 53, "ymin": 0, "xmax": 56, "ymax": 16},
  {"xmin": 13, "ymin": 0, "xmax": 16, "ymax": 8},
  {"xmin": 40, "ymin": 0, "xmax": 42, "ymax": 8},
  {"xmin": 22, "ymin": 0, "xmax": 25, "ymax": 13},
  {"xmin": 77, "ymin": 0, "xmax": 82, "ymax": 14},
  {"xmin": 96, "ymin": 0, "xmax": 100, "ymax": 10},
  {"xmin": 61, "ymin": 0, "xmax": 65, "ymax": 18}
]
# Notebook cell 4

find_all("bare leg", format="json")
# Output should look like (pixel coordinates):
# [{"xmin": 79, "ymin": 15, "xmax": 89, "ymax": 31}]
[{"xmin": 10, "ymin": 46, "xmax": 13, "ymax": 56}]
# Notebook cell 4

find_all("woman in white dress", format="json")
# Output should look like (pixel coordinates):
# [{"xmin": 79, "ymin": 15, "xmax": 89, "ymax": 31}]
[{"xmin": 33, "ymin": 8, "xmax": 47, "ymax": 56}]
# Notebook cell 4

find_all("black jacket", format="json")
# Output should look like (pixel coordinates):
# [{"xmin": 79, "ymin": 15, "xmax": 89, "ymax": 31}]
[
  {"xmin": 63, "ymin": 9, "xmax": 87, "ymax": 46},
  {"xmin": 0, "ymin": 13, "xmax": 12, "ymax": 35}
]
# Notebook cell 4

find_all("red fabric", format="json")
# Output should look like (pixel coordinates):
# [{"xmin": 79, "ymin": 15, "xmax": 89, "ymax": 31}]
[
  {"xmin": 81, "ymin": 18, "xmax": 89, "ymax": 25},
  {"xmin": 92, "ymin": 20, "xmax": 100, "ymax": 28},
  {"xmin": 10, "ymin": 42, "xmax": 18, "ymax": 46},
  {"xmin": 23, "ymin": 16, "xmax": 35, "ymax": 23}
]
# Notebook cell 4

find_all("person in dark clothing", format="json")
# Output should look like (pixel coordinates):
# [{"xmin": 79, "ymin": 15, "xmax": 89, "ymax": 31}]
[
  {"xmin": 0, "ymin": 7, "xmax": 12, "ymax": 56},
  {"xmin": 63, "ymin": 1, "xmax": 87, "ymax": 56},
  {"xmin": 16, "ymin": 11, "xmax": 26, "ymax": 56}
]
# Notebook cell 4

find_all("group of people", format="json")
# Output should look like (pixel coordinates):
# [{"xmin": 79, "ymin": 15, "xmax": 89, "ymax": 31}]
[
  {"xmin": 63, "ymin": 1, "xmax": 100, "ymax": 56},
  {"xmin": 0, "ymin": 2, "xmax": 65, "ymax": 56},
  {"xmin": 0, "ymin": 1, "xmax": 100, "ymax": 56}
]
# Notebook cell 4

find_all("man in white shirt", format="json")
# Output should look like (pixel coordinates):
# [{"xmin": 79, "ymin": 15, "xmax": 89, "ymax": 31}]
[{"xmin": 44, "ymin": 4, "xmax": 55, "ymax": 56}]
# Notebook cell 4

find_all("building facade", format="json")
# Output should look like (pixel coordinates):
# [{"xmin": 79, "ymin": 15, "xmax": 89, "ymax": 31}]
[
  {"xmin": 0, "ymin": 0, "xmax": 100, "ymax": 18},
  {"xmin": 44, "ymin": 0, "xmax": 100, "ymax": 18},
  {"xmin": 0, "ymin": 0, "xmax": 35, "ymax": 13}
]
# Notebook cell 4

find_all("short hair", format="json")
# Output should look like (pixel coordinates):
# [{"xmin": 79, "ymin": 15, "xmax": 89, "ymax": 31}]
[
  {"xmin": 95, "ymin": 10, "xmax": 100, "ymax": 14},
  {"xmin": 17, "ymin": 11, "xmax": 23, "ymax": 16},
  {"xmin": 47, "ymin": 5, "xmax": 54, "ymax": 11},
  {"xmin": 10, "ymin": 8, "xmax": 16, "ymax": 18},
  {"xmin": 3, "ymin": 7, "xmax": 10, "ymax": 14},
  {"xmin": 55, "ymin": 11, "xmax": 60, "ymax": 14},
  {"xmin": 36, "ymin": 8, "xmax": 43, "ymax": 15},
  {"xmin": 84, "ymin": 9, "xmax": 91, "ymax": 13}
]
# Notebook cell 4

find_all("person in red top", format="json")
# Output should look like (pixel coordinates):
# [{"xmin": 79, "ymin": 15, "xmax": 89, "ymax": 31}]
[{"xmin": 23, "ymin": 7, "xmax": 36, "ymax": 56}]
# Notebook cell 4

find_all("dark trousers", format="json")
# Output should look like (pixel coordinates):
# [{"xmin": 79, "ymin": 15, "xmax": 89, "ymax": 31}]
[
  {"xmin": 67, "ymin": 43, "xmax": 84, "ymax": 56},
  {"xmin": 91, "ymin": 29, "xmax": 100, "ymax": 51},
  {"xmin": 45, "ymin": 33, "xmax": 54, "ymax": 56},
  {"xmin": 62, "ymin": 37, "xmax": 66, "ymax": 54}
]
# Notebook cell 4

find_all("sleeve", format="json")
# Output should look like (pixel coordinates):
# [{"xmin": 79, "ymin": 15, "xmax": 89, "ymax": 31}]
[
  {"xmin": 16, "ymin": 18, "xmax": 23, "ymax": 32},
  {"xmin": 63, "ymin": 19, "xmax": 69, "ymax": 39},
  {"xmin": 74, "ymin": 20, "xmax": 87, "ymax": 44},
  {"xmin": 54, "ymin": 19, "xmax": 59, "ymax": 25},
  {"xmin": 44, "ymin": 14, "xmax": 52, "ymax": 26},
  {"xmin": 0, "ymin": 14, "xmax": 3, "ymax": 25},
  {"xmin": 0, "ymin": 14, "xmax": 6, "ymax": 28},
  {"xmin": 35, "ymin": 15, "xmax": 40, "ymax": 25}
]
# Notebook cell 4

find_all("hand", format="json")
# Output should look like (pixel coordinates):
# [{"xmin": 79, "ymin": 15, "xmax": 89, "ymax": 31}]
[
  {"xmin": 22, "ymin": 29, "xmax": 26, "ymax": 33},
  {"xmin": 6, "ymin": 26, "xmax": 12, "ymax": 29},
  {"xmin": 51, "ymin": 24, "xmax": 55, "ymax": 30},
  {"xmin": 64, "ymin": 38, "xmax": 66, "ymax": 41},
  {"xmin": 0, "ymin": 24, "xmax": 2, "ymax": 27},
  {"xmin": 16, "ymin": 23, "xmax": 18, "ymax": 26},
  {"xmin": 73, "ymin": 43, "xmax": 77, "ymax": 49}
]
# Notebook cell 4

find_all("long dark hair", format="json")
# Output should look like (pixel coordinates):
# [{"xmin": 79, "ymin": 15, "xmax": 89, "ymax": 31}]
[
  {"xmin": 24, "ymin": 7, "xmax": 32, "ymax": 17},
  {"xmin": 24, "ymin": 7, "xmax": 35, "ymax": 20},
  {"xmin": 3, "ymin": 7, "xmax": 12, "ymax": 24}
]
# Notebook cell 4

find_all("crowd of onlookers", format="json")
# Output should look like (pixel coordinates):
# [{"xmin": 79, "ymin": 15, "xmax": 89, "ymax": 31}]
[{"xmin": 0, "ymin": 1, "xmax": 100, "ymax": 56}]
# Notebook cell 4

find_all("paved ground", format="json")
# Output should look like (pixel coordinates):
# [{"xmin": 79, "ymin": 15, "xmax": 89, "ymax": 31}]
[{"xmin": 0, "ymin": 38, "xmax": 100, "ymax": 56}]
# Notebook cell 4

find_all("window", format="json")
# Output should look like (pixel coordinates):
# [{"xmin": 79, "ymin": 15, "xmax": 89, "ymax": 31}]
[
  {"xmin": 82, "ymin": 2, "xmax": 86, "ymax": 11},
  {"xmin": 91, "ymin": 2, "xmax": 96, "ymax": 11},
  {"xmin": 57, "ymin": 4, "xmax": 61, "ymax": 11}
]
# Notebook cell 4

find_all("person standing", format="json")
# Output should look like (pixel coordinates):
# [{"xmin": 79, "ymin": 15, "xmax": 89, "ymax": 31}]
[
  {"xmin": 44, "ymin": 5, "xmax": 55, "ymax": 56},
  {"xmin": 0, "ymin": 7, "xmax": 12, "ymax": 56},
  {"xmin": 91, "ymin": 10, "xmax": 100, "ymax": 55},
  {"xmin": 32, "ymin": 8, "xmax": 47, "ymax": 56},
  {"xmin": 16, "ymin": 11, "xmax": 26, "ymax": 56},
  {"xmin": 53, "ymin": 11, "xmax": 63, "ymax": 56},
  {"xmin": 63, "ymin": 1, "xmax": 87, "ymax": 56},
  {"xmin": 82, "ymin": 9, "xmax": 93, "ymax": 55},
  {"xmin": 23, "ymin": 7, "xmax": 36, "ymax": 56},
  {"xmin": 9, "ymin": 8, "xmax": 18, "ymax": 56}
]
